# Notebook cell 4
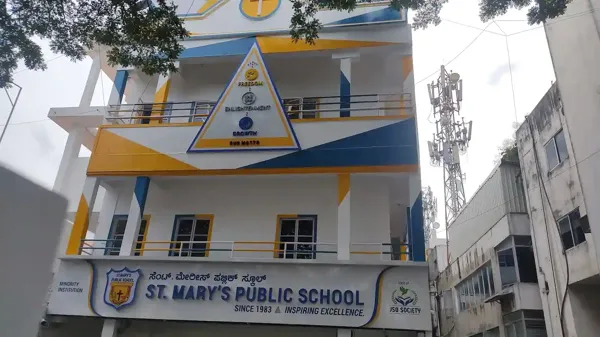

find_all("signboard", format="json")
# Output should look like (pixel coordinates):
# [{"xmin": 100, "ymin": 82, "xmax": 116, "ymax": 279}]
[
  {"xmin": 188, "ymin": 42, "xmax": 300, "ymax": 152},
  {"xmin": 48, "ymin": 260, "xmax": 431, "ymax": 331}
]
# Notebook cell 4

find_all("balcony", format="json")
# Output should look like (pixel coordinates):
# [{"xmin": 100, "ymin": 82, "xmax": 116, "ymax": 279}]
[
  {"xmin": 104, "ymin": 93, "xmax": 413, "ymax": 125},
  {"xmin": 80, "ymin": 239, "xmax": 410, "ymax": 262}
]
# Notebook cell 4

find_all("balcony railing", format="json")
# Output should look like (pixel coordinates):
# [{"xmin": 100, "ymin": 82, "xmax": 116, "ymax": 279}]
[
  {"xmin": 105, "ymin": 93, "xmax": 412, "ymax": 124},
  {"xmin": 78, "ymin": 239, "xmax": 410, "ymax": 261}
]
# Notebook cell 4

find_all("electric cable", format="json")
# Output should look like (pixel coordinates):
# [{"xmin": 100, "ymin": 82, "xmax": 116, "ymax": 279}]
[{"xmin": 526, "ymin": 115, "xmax": 570, "ymax": 337}]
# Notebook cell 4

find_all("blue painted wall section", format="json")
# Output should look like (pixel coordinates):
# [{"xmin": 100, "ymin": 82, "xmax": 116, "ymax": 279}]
[
  {"xmin": 113, "ymin": 70, "xmax": 129, "ymax": 104},
  {"xmin": 243, "ymin": 119, "xmax": 418, "ymax": 169},
  {"xmin": 327, "ymin": 7, "xmax": 404, "ymax": 26},
  {"xmin": 340, "ymin": 71, "xmax": 351, "ymax": 117},
  {"xmin": 180, "ymin": 38, "xmax": 256, "ymax": 59},
  {"xmin": 409, "ymin": 192, "xmax": 425, "ymax": 262},
  {"xmin": 134, "ymin": 176, "xmax": 151, "ymax": 214},
  {"xmin": 406, "ymin": 207, "xmax": 412, "ymax": 260}
]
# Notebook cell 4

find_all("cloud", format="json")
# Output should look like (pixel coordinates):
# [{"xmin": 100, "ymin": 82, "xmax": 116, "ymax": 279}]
[{"xmin": 487, "ymin": 62, "xmax": 519, "ymax": 86}]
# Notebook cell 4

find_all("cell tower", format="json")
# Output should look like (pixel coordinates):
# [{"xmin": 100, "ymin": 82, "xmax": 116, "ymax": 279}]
[
  {"xmin": 427, "ymin": 66, "xmax": 472, "ymax": 261},
  {"xmin": 422, "ymin": 186, "xmax": 438, "ymax": 247}
]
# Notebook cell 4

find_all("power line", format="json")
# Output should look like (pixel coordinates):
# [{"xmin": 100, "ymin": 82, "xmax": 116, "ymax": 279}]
[
  {"xmin": 415, "ymin": 22, "xmax": 494, "ymax": 85},
  {"xmin": 416, "ymin": 7, "xmax": 600, "ymax": 86}
]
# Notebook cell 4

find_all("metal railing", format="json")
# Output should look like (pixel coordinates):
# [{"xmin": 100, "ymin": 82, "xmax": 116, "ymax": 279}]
[
  {"xmin": 79, "ymin": 239, "xmax": 409, "ymax": 260},
  {"xmin": 105, "ymin": 93, "xmax": 413, "ymax": 124}
]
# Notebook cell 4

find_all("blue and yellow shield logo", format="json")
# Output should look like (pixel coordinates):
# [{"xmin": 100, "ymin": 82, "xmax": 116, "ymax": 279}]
[
  {"xmin": 103, "ymin": 267, "xmax": 142, "ymax": 310},
  {"xmin": 239, "ymin": 0, "xmax": 280, "ymax": 20}
]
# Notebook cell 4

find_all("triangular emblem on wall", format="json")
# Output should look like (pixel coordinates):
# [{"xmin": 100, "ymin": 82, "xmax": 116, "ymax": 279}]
[{"xmin": 188, "ymin": 42, "xmax": 300, "ymax": 152}]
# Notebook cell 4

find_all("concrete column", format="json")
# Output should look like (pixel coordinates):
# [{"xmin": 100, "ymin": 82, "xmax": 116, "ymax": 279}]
[
  {"xmin": 337, "ymin": 174, "xmax": 351, "ymax": 260},
  {"xmin": 101, "ymin": 319, "xmax": 118, "ymax": 337},
  {"xmin": 337, "ymin": 328, "xmax": 352, "ymax": 337},
  {"xmin": 119, "ymin": 177, "xmax": 150, "ymax": 256},
  {"xmin": 150, "ymin": 72, "xmax": 172, "ymax": 124},
  {"xmin": 79, "ymin": 57, "xmax": 101, "ymax": 108},
  {"xmin": 52, "ymin": 129, "xmax": 83, "ymax": 194},
  {"xmin": 65, "ymin": 176, "xmax": 100, "ymax": 255},
  {"xmin": 93, "ymin": 185, "xmax": 119, "ymax": 256},
  {"xmin": 340, "ymin": 58, "xmax": 351, "ymax": 117},
  {"xmin": 333, "ymin": 53, "xmax": 358, "ymax": 118},
  {"xmin": 108, "ymin": 69, "xmax": 129, "ymax": 105}
]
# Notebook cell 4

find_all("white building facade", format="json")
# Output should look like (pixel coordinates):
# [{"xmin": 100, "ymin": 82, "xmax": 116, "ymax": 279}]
[
  {"xmin": 43, "ymin": 1, "xmax": 430, "ymax": 337},
  {"xmin": 436, "ymin": 161, "xmax": 546, "ymax": 337},
  {"xmin": 513, "ymin": 0, "xmax": 600, "ymax": 335}
]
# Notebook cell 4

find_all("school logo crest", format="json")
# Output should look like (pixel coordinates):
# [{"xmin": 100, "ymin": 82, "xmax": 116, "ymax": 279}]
[
  {"xmin": 391, "ymin": 286, "xmax": 418, "ymax": 306},
  {"xmin": 103, "ymin": 267, "xmax": 142, "ymax": 310}
]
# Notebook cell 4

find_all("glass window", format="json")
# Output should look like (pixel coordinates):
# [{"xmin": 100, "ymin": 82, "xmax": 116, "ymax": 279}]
[
  {"xmin": 479, "ymin": 270, "xmax": 488, "ymax": 298},
  {"xmin": 488, "ymin": 265, "xmax": 496, "ymax": 294},
  {"xmin": 558, "ymin": 209, "xmax": 587, "ymax": 250},
  {"xmin": 284, "ymin": 98, "xmax": 319, "ymax": 119},
  {"xmin": 545, "ymin": 129, "xmax": 569, "ymax": 171},
  {"xmin": 554, "ymin": 130, "xmax": 569, "ymax": 163},
  {"xmin": 516, "ymin": 246, "xmax": 538, "ymax": 283},
  {"xmin": 482, "ymin": 268, "xmax": 491, "ymax": 297},
  {"xmin": 170, "ymin": 216, "xmax": 212, "ymax": 257},
  {"xmin": 278, "ymin": 216, "xmax": 317, "ymax": 259},
  {"xmin": 544, "ymin": 139, "xmax": 559, "ymax": 170},
  {"xmin": 134, "ymin": 218, "xmax": 148, "ymax": 256},
  {"xmin": 498, "ymin": 248, "xmax": 518, "ymax": 287},
  {"xmin": 559, "ymin": 216, "xmax": 574, "ymax": 249},
  {"xmin": 105, "ymin": 215, "xmax": 148, "ymax": 256}
]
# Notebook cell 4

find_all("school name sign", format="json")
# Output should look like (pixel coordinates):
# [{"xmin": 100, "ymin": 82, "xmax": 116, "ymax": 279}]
[{"xmin": 48, "ymin": 259, "xmax": 431, "ymax": 331}]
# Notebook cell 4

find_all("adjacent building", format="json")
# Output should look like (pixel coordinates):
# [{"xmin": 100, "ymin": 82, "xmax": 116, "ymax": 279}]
[
  {"xmin": 510, "ymin": 0, "xmax": 600, "ymax": 335},
  {"xmin": 42, "ymin": 1, "xmax": 431, "ymax": 337},
  {"xmin": 435, "ymin": 160, "xmax": 546, "ymax": 337},
  {"xmin": 517, "ymin": 84, "xmax": 600, "ymax": 337}
]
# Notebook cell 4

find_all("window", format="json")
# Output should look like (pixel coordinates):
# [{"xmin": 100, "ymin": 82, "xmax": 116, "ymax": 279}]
[
  {"xmin": 284, "ymin": 98, "xmax": 319, "ymax": 119},
  {"xmin": 515, "ymin": 246, "xmax": 538, "ymax": 283},
  {"xmin": 544, "ymin": 129, "xmax": 568, "ymax": 171},
  {"xmin": 456, "ymin": 264, "xmax": 495, "ymax": 312},
  {"xmin": 498, "ymin": 248, "xmax": 518, "ymax": 287},
  {"xmin": 105, "ymin": 215, "xmax": 150, "ymax": 256},
  {"xmin": 170, "ymin": 215, "xmax": 213, "ymax": 257},
  {"xmin": 140, "ymin": 104, "xmax": 153, "ymax": 124},
  {"xmin": 558, "ymin": 209, "xmax": 589, "ymax": 250},
  {"xmin": 134, "ymin": 216, "xmax": 150, "ymax": 256},
  {"xmin": 276, "ymin": 215, "xmax": 317, "ymax": 259},
  {"xmin": 503, "ymin": 310, "xmax": 547, "ymax": 337},
  {"xmin": 162, "ymin": 102, "xmax": 174, "ymax": 123}
]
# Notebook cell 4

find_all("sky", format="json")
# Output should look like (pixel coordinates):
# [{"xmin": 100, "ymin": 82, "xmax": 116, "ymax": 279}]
[{"xmin": 0, "ymin": 0, "xmax": 555, "ymax": 236}]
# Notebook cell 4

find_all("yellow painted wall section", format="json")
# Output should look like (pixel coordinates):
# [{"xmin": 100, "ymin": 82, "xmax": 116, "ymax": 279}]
[
  {"xmin": 400, "ymin": 55, "xmax": 413, "ymax": 116},
  {"xmin": 257, "ymin": 36, "xmax": 394, "ymax": 54},
  {"xmin": 337, "ymin": 173, "xmax": 350, "ymax": 205},
  {"xmin": 151, "ymin": 79, "xmax": 171, "ymax": 125},
  {"xmin": 88, "ymin": 129, "xmax": 200, "ymax": 175},
  {"xmin": 402, "ymin": 55, "xmax": 413, "ymax": 81},
  {"xmin": 66, "ymin": 195, "xmax": 90, "ymax": 255},
  {"xmin": 400, "ymin": 244, "xmax": 408, "ymax": 261}
]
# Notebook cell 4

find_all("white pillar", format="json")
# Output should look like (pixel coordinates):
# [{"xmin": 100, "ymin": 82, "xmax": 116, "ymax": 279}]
[
  {"xmin": 337, "ymin": 174, "xmax": 351, "ymax": 260},
  {"xmin": 332, "ymin": 52, "xmax": 358, "ymax": 118},
  {"xmin": 79, "ymin": 57, "xmax": 101, "ymax": 108},
  {"xmin": 119, "ymin": 177, "xmax": 150, "ymax": 256},
  {"xmin": 52, "ymin": 129, "xmax": 82, "ymax": 193},
  {"xmin": 101, "ymin": 319, "xmax": 118, "ymax": 337},
  {"xmin": 94, "ymin": 185, "xmax": 119, "ymax": 256}
]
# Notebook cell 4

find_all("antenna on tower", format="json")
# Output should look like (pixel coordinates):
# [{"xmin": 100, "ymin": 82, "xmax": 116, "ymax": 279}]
[
  {"xmin": 427, "ymin": 66, "xmax": 472, "ymax": 263},
  {"xmin": 422, "ymin": 186, "xmax": 438, "ymax": 248}
]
